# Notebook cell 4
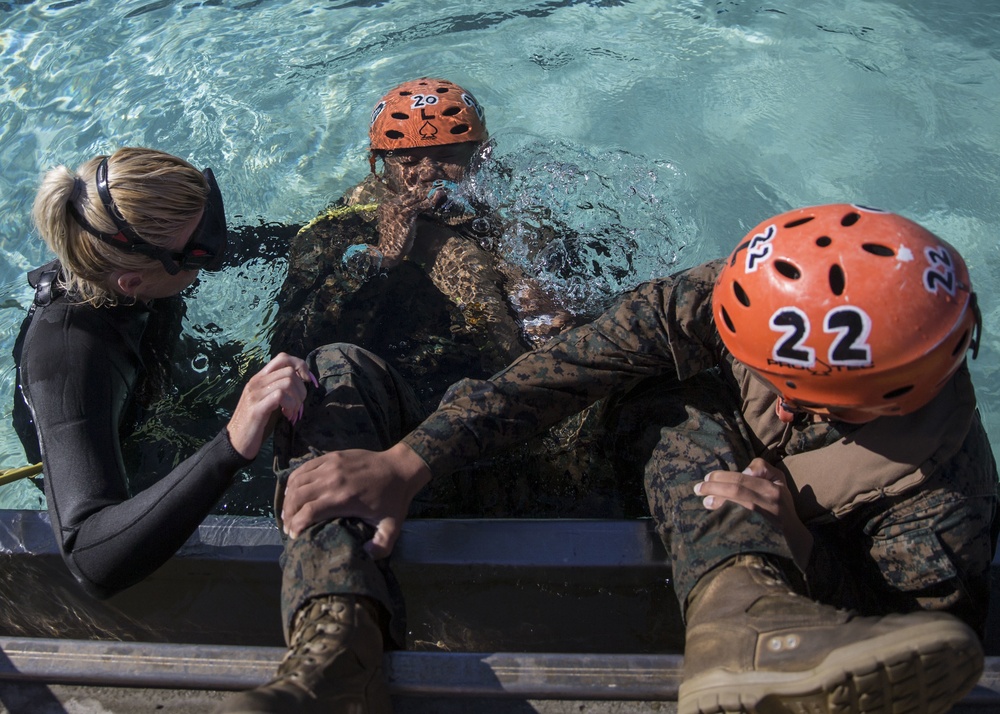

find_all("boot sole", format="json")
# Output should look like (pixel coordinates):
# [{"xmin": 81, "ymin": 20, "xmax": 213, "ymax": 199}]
[{"xmin": 678, "ymin": 616, "xmax": 984, "ymax": 714}]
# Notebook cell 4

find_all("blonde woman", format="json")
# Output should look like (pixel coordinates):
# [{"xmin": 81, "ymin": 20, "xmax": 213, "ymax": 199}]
[{"xmin": 12, "ymin": 147, "xmax": 313, "ymax": 598}]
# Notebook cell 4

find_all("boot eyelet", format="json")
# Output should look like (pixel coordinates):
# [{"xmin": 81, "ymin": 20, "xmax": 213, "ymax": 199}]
[{"xmin": 767, "ymin": 634, "xmax": 801, "ymax": 652}]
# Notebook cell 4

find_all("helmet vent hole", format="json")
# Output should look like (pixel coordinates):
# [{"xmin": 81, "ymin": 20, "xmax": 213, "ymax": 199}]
[
  {"xmin": 450, "ymin": 124, "xmax": 471, "ymax": 135},
  {"xmin": 385, "ymin": 130, "xmax": 404, "ymax": 140},
  {"xmin": 829, "ymin": 264, "xmax": 845, "ymax": 295},
  {"xmin": 784, "ymin": 217, "xmax": 814, "ymax": 228},
  {"xmin": 442, "ymin": 106, "xmax": 461, "ymax": 116},
  {"xmin": 774, "ymin": 260, "xmax": 801, "ymax": 280},
  {"xmin": 391, "ymin": 112, "xmax": 409, "ymax": 120},
  {"xmin": 399, "ymin": 91, "xmax": 413, "ymax": 97},
  {"xmin": 883, "ymin": 385, "xmax": 914, "ymax": 400},
  {"xmin": 841, "ymin": 212, "xmax": 861, "ymax": 227},
  {"xmin": 436, "ymin": 87, "xmax": 450, "ymax": 93},
  {"xmin": 733, "ymin": 281, "xmax": 751, "ymax": 307},
  {"xmin": 862, "ymin": 243, "xmax": 895, "ymax": 257},
  {"xmin": 816, "ymin": 236, "xmax": 832, "ymax": 247},
  {"xmin": 952, "ymin": 329, "xmax": 971, "ymax": 356},
  {"xmin": 784, "ymin": 381, "xmax": 797, "ymax": 390},
  {"xmin": 720, "ymin": 306, "xmax": 736, "ymax": 333}
]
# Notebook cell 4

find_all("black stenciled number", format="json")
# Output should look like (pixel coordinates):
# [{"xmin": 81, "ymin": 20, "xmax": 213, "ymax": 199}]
[
  {"xmin": 411, "ymin": 94, "xmax": 439, "ymax": 108},
  {"xmin": 924, "ymin": 246, "xmax": 956, "ymax": 296},
  {"xmin": 770, "ymin": 307, "xmax": 815, "ymax": 366},
  {"xmin": 745, "ymin": 225, "xmax": 776, "ymax": 272},
  {"xmin": 770, "ymin": 306, "xmax": 873, "ymax": 368},
  {"xmin": 825, "ymin": 306, "xmax": 872, "ymax": 366}
]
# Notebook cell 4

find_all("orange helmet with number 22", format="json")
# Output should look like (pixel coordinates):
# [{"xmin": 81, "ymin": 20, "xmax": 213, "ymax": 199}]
[{"xmin": 712, "ymin": 204, "xmax": 979, "ymax": 417}]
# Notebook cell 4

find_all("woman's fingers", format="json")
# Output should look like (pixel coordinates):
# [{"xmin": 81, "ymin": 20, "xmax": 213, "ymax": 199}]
[{"xmin": 225, "ymin": 354, "xmax": 316, "ymax": 459}]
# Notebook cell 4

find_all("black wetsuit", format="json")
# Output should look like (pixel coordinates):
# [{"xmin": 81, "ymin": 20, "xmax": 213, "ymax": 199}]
[{"xmin": 12, "ymin": 261, "xmax": 250, "ymax": 599}]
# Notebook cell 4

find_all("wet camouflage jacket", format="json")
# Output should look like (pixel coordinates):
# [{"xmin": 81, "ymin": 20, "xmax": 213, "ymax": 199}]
[
  {"xmin": 403, "ymin": 259, "xmax": 987, "ymax": 521},
  {"xmin": 270, "ymin": 177, "xmax": 546, "ymax": 412}
]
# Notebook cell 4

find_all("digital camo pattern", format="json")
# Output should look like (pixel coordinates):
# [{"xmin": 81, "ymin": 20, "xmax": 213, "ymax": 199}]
[
  {"xmin": 273, "ymin": 345, "xmax": 420, "ymax": 647},
  {"xmin": 402, "ymin": 260, "xmax": 999, "ymax": 631},
  {"xmin": 274, "ymin": 344, "xmax": 634, "ymax": 647}
]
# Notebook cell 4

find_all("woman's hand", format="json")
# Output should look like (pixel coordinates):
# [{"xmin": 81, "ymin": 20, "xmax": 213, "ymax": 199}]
[
  {"xmin": 694, "ymin": 457, "xmax": 814, "ymax": 569},
  {"xmin": 225, "ymin": 352, "xmax": 317, "ymax": 460}
]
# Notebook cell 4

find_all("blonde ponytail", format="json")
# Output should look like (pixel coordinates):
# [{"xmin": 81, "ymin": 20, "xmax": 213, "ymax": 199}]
[{"xmin": 31, "ymin": 148, "xmax": 209, "ymax": 306}]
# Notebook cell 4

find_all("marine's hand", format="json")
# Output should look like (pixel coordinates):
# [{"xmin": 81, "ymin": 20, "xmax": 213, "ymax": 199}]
[
  {"xmin": 226, "ymin": 353, "xmax": 316, "ymax": 460},
  {"xmin": 281, "ymin": 442, "xmax": 432, "ymax": 558},
  {"xmin": 522, "ymin": 310, "xmax": 577, "ymax": 344},
  {"xmin": 376, "ymin": 185, "xmax": 440, "ymax": 268},
  {"xmin": 694, "ymin": 457, "xmax": 814, "ymax": 569}
]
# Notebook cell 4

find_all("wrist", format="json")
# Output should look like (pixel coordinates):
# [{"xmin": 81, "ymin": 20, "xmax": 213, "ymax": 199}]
[{"xmin": 386, "ymin": 442, "xmax": 432, "ymax": 497}]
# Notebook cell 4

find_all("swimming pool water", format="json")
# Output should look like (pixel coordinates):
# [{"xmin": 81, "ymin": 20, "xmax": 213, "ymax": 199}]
[{"xmin": 1, "ymin": 0, "xmax": 998, "ymax": 510}]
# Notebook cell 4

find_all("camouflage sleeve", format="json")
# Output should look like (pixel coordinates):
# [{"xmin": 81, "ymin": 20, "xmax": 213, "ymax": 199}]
[
  {"xmin": 268, "ymin": 205, "xmax": 379, "ymax": 358},
  {"xmin": 402, "ymin": 259, "xmax": 726, "ymax": 476}
]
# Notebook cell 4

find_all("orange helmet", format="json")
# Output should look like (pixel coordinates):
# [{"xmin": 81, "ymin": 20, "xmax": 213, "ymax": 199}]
[
  {"xmin": 369, "ymin": 78, "xmax": 488, "ymax": 151},
  {"xmin": 712, "ymin": 204, "xmax": 979, "ymax": 417}
]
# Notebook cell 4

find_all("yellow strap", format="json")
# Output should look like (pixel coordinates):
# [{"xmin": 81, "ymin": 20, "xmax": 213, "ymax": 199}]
[{"xmin": 0, "ymin": 463, "xmax": 43, "ymax": 487}]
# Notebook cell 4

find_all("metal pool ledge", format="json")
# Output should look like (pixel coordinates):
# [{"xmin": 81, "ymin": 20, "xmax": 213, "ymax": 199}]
[
  {"xmin": 0, "ymin": 639, "xmax": 681, "ymax": 698},
  {"xmin": 0, "ymin": 512, "xmax": 684, "ymax": 651},
  {"xmin": 1, "ymin": 638, "xmax": 999, "ymax": 706},
  {"xmin": 2, "ymin": 512, "xmax": 1000, "ymax": 706}
]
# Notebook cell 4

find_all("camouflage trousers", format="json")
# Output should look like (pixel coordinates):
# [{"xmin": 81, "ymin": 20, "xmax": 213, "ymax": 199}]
[
  {"xmin": 273, "ymin": 343, "xmax": 424, "ymax": 648},
  {"xmin": 601, "ymin": 370, "xmax": 999, "ymax": 637},
  {"xmin": 271, "ymin": 342, "xmax": 628, "ymax": 648},
  {"xmin": 274, "ymin": 346, "xmax": 999, "ymax": 646}
]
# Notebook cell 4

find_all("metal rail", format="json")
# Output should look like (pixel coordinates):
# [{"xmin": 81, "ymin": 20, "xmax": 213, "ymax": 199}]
[{"xmin": 1, "ymin": 637, "xmax": 999, "ymax": 704}]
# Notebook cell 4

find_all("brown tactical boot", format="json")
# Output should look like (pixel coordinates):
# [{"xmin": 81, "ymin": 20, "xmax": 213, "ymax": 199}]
[
  {"xmin": 679, "ymin": 554, "xmax": 983, "ymax": 714},
  {"xmin": 213, "ymin": 595, "xmax": 392, "ymax": 714}
]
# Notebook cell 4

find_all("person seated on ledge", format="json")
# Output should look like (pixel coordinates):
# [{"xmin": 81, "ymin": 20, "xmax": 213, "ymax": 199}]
[
  {"xmin": 229, "ymin": 204, "xmax": 996, "ymax": 714},
  {"xmin": 12, "ymin": 147, "xmax": 314, "ymax": 599}
]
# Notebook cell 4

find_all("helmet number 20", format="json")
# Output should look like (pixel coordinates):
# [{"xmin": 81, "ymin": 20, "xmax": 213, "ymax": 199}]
[
  {"xmin": 410, "ymin": 94, "xmax": 439, "ymax": 108},
  {"xmin": 770, "ymin": 306, "xmax": 873, "ymax": 369}
]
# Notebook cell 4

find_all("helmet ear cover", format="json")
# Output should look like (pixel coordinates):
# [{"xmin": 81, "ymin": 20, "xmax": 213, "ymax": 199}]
[
  {"xmin": 369, "ymin": 78, "xmax": 488, "ymax": 152},
  {"xmin": 712, "ymin": 204, "xmax": 978, "ymax": 416}
]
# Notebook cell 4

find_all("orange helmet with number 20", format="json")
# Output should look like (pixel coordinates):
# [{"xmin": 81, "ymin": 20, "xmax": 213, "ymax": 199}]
[
  {"xmin": 369, "ymin": 78, "xmax": 488, "ymax": 151},
  {"xmin": 712, "ymin": 204, "xmax": 979, "ymax": 417}
]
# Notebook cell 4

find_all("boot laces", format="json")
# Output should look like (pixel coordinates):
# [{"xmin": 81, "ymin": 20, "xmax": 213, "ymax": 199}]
[{"xmin": 278, "ymin": 598, "xmax": 350, "ymax": 679}]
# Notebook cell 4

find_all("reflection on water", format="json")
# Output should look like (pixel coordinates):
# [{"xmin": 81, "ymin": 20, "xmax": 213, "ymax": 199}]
[
  {"xmin": 134, "ymin": 144, "xmax": 682, "ymax": 517},
  {"xmin": 0, "ymin": 553, "xmax": 160, "ymax": 641},
  {"xmin": 0, "ymin": 0, "xmax": 998, "ymax": 516}
]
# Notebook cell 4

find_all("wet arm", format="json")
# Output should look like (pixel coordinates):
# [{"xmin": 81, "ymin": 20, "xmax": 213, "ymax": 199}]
[
  {"xmin": 23, "ymin": 311, "xmax": 250, "ymax": 599},
  {"xmin": 403, "ymin": 260, "xmax": 724, "ymax": 476},
  {"xmin": 493, "ymin": 257, "xmax": 578, "ymax": 345}
]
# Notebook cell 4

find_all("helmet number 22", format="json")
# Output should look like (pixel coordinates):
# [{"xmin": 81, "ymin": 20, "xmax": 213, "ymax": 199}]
[{"xmin": 770, "ymin": 306, "xmax": 873, "ymax": 369}]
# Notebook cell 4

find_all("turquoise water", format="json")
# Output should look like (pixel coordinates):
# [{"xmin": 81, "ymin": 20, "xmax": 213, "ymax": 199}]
[{"xmin": 1, "ymin": 0, "xmax": 998, "ymax": 510}]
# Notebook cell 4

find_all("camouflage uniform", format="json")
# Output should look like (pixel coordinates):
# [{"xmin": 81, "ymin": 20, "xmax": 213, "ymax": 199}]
[
  {"xmin": 402, "ymin": 259, "xmax": 1000, "ymax": 637},
  {"xmin": 270, "ymin": 181, "xmax": 630, "ymax": 646},
  {"xmin": 272, "ymin": 344, "xmax": 416, "ymax": 645},
  {"xmin": 270, "ymin": 176, "xmax": 580, "ymax": 411}
]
